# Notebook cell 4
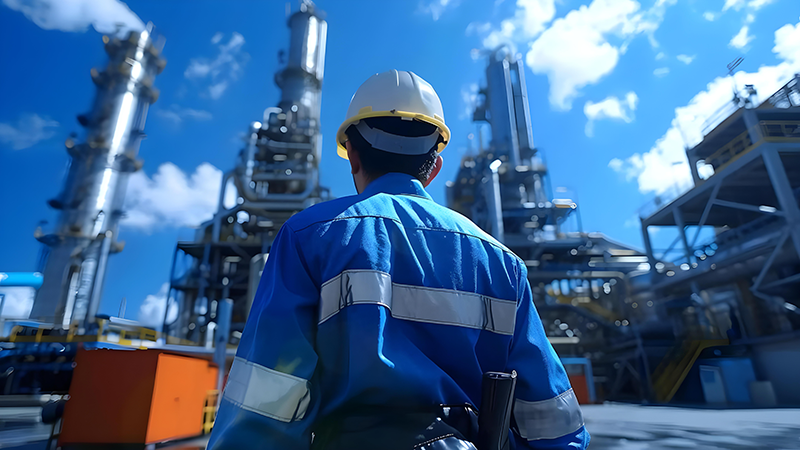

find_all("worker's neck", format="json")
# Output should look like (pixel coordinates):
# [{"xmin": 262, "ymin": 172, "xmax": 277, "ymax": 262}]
[{"xmin": 353, "ymin": 172, "xmax": 375, "ymax": 194}]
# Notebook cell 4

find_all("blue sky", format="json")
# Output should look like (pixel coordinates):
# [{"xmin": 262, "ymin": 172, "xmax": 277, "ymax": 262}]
[{"xmin": 1, "ymin": 0, "xmax": 798, "ymax": 323}]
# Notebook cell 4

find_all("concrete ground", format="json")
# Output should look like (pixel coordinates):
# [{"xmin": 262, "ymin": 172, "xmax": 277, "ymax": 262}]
[
  {"xmin": 583, "ymin": 403, "xmax": 800, "ymax": 449},
  {"xmin": 3, "ymin": 404, "xmax": 799, "ymax": 449}
]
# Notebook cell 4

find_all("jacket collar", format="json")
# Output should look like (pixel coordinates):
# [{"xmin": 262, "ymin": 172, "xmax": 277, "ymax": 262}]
[{"xmin": 361, "ymin": 173, "xmax": 433, "ymax": 201}]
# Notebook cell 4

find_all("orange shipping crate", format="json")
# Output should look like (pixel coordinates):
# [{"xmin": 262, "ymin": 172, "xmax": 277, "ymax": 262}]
[{"xmin": 60, "ymin": 349, "xmax": 218, "ymax": 446}]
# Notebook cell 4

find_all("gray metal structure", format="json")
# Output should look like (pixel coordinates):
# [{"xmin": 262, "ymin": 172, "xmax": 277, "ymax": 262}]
[
  {"xmin": 164, "ymin": 1, "xmax": 329, "ymax": 345},
  {"xmin": 30, "ymin": 24, "xmax": 166, "ymax": 330},
  {"xmin": 638, "ymin": 75, "xmax": 800, "ymax": 340},
  {"xmin": 448, "ymin": 47, "xmax": 661, "ymax": 402}
]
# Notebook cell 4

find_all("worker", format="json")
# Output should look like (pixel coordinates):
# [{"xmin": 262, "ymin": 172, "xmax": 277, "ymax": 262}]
[{"xmin": 208, "ymin": 70, "xmax": 590, "ymax": 449}]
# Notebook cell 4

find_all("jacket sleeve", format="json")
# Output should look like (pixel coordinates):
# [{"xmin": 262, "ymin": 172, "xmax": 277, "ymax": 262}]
[
  {"xmin": 208, "ymin": 223, "xmax": 320, "ymax": 450},
  {"xmin": 505, "ymin": 262, "xmax": 590, "ymax": 450}
]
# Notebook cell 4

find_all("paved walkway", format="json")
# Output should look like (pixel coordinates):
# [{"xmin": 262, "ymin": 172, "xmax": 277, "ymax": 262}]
[{"xmin": 583, "ymin": 403, "xmax": 800, "ymax": 449}]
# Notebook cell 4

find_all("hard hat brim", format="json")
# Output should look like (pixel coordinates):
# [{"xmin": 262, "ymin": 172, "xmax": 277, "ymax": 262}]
[{"xmin": 336, "ymin": 109, "xmax": 450, "ymax": 160}]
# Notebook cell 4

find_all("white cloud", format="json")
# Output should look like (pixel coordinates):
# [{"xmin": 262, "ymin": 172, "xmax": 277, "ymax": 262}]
[
  {"xmin": 623, "ymin": 214, "xmax": 640, "ymax": 228},
  {"xmin": 747, "ymin": 0, "xmax": 774, "ymax": 10},
  {"xmin": 727, "ymin": 0, "xmax": 775, "ymax": 11},
  {"xmin": 210, "ymin": 31, "xmax": 223, "ymax": 44},
  {"xmin": 774, "ymin": 19, "xmax": 800, "ymax": 62},
  {"xmin": 137, "ymin": 282, "xmax": 178, "ymax": 328},
  {"xmin": 184, "ymin": 32, "xmax": 248, "ymax": 99},
  {"xmin": 0, "ymin": 113, "xmax": 59, "ymax": 150},
  {"xmin": 656, "ymin": 51, "xmax": 666, "ymax": 60},
  {"xmin": 2, "ymin": 0, "xmax": 143, "ymax": 36},
  {"xmin": 610, "ymin": 17, "xmax": 800, "ymax": 195},
  {"xmin": 155, "ymin": 105, "xmax": 213, "ymax": 124},
  {"xmin": 0, "ymin": 287, "xmax": 34, "ymax": 319},
  {"xmin": 654, "ymin": 67, "xmax": 670, "ymax": 77},
  {"xmin": 584, "ymin": 91, "xmax": 638, "ymax": 136},
  {"xmin": 460, "ymin": 83, "xmax": 479, "ymax": 120},
  {"xmin": 723, "ymin": 0, "xmax": 746, "ymax": 11},
  {"xmin": 482, "ymin": 0, "xmax": 557, "ymax": 51},
  {"xmin": 729, "ymin": 25, "xmax": 754, "ymax": 49},
  {"xmin": 465, "ymin": 21, "xmax": 492, "ymax": 36},
  {"xmin": 676, "ymin": 54, "xmax": 695, "ymax": 65},
  {"xmin": 417, "ymin": 0, "xmax": 460, "ymax": 21},
  {"xmin": 608, "ymin": 157, "xmax": 624, "ymax": 172},
  {"xmin": 123, "ymin": 162, "xmax": 223, "ymax": 230},
  {"xmin": 703, "ymin": 11, "xmax": 717, "ymax": 21},
  {"xmin": 208, "ymin": 81, "xmax": 229, "ymax": 100},
  {"xmin": 526, "ymin": 0, "xmax": 676, "ymax": 110}
]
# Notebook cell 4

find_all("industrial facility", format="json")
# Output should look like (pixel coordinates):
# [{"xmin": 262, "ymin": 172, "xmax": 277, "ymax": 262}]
[{"xmin": 1, "ymin": 0, "xmax": 799, "ymax": 448}]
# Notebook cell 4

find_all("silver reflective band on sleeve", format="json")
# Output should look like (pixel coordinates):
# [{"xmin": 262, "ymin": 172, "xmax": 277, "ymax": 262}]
[
  {"xmin": 319, "ymin": 270, "xmax": 516, "ymax": 335},
  {"xmin": 513, "ymin": 388, "xmax": 584, "ymax": 441},
  {"xmin": 222, "ymin": 357, "xmax": 311, "ymax": 422}
]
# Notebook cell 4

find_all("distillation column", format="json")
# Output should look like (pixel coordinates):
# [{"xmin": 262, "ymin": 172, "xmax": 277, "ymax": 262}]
[
  {"xmin": 450, "ymin": 47, "xmax": 571, "ymax": 251},
  {"xmin": 30, "ymin": 24, "xmax": 166, "ymax": 329},
  {"xmin": 166, "ymin": 1, "xmax": 328, "ymax": 344}
]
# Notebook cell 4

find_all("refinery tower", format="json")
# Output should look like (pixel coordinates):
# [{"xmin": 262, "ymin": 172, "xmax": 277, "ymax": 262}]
[
  {"xmin": 163, "ymin": 0, "xmax": 330, "ymax": 346},
  {"xmin": 29, "ymin": 24, "xmax": 166, "ymax": 331}
]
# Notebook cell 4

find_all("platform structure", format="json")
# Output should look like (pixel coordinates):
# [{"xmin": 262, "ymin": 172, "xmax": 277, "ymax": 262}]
[
  {"xmin": 638, "ymin": 76, "xmax": 800, "ymax": 339},
  {"xmin": 632, "ymin": 76, "xmax": 800, "ymax": 405},
  {"xmin": 163, "ymin": 1, "xmax": 330, "ymax": 346},
  {"xmin": 447, "ymin": 48, "xmax": 659, "ymax": 404}
]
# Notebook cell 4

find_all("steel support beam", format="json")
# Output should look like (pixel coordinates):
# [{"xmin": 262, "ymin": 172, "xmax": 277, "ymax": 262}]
[
  {"xmin": 691, "ymin": 183, "xmax": 721, "ymax": 247},
  {"xmin": 762, "ymin": 146, "xmax": 800, "ymax": 259},
  {"xmin": 752, "ymin": 229, "xmax": 790, "ymax": 290},
  {"xmin": 641, "ymin": 220, "xmax": 656, "ymax": 270},
  {"xmin": 713, "ymin": 199, "xmax": 784, "ymax": 216},
  {"xmin": 214, "ymin": 298, "xmax": 233, "ymax": 392},
  {"xmin": 672, "ymin": 207, "xmax": 693, "ymax": 264}
]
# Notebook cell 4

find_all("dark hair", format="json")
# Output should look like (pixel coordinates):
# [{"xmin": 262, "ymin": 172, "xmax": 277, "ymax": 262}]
[{"xmin": 345, "ymin": 117, "xmax": 443, "ymax": 183}]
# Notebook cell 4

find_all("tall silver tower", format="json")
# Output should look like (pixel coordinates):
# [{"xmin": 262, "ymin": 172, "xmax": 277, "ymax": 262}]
[
  {"xmin": 448, "ymin": 47, "xmax": 571, "ymax": 248},
  {"xmin": 165, "ymin": 1, "xmax": 329, "ymax": 345},
  {"xmin": 30, "ymin": 24, "xmax": 166, "ymax": 329}
]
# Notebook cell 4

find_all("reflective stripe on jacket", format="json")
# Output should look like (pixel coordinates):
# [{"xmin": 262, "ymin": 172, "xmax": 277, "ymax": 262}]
[{"xmin": 208, "ymin": 173, "xmax": 590, "ymax": 449}]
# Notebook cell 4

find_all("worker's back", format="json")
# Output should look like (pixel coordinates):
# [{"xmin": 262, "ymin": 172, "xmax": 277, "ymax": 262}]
[
  {"xmin": 210, "ymin": 68, "xmax": 589, "ymax": 450},
  {"xmin": 294, "ymin": 173, "xmax": 519, "ymax": 417}
]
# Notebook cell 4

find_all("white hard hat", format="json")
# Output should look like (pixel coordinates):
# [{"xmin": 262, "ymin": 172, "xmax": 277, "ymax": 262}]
[{"xmin": 336, "ymin": 70, "xmax": 450, "ymax": 160}]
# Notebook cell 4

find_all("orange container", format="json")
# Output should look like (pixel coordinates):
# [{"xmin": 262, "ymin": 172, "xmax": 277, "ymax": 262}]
[
  {"xmin": 568, "ymin": 374, "xmax": 590, "ymax": 404},
  {"xmin": 60, "ymin": 349, "xmax": 218, "ymax": 446}
]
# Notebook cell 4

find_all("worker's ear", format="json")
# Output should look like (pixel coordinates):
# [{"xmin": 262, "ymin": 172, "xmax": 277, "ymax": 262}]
[
  {"xmin": 346, "ymin": 140, "xmax": 361, "ymax": 175},
  {"xmin": 422, "ymin": 154, "xmax": 443, "ymax": 188}
]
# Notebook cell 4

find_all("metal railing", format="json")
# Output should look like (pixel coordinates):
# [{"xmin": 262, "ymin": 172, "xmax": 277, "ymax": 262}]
[
  {"xmin": 761, "ymin": 120, "xmax": 800, "ymax": 140},
  {"xmin": 638, "ymin": 178, "xmax": 694, "ymax": 219},
  {"xmin": 203, "ymin": 390, "xmax": 220, "ymax": 434},
  {"xmin": 702, "ymin": 102, "xmax": 740, "ymax": 136},
  {"xmin": 639, "ymin": 120, "xmax": 800, "ymax": 219}
]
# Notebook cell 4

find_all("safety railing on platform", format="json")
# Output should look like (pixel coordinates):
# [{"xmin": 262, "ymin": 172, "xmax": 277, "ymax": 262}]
[
  {"xmin": 761, "ymin": 120, "xmax": 800, "ymax": 140},
  {"xmin": 701, "ymin": 102, "xmax": 740, "ymax": 136},
  {"xmin": 639, "ymin": 119, "xmax": 800, "ymax": 220},
  {"xmin": 652, "ymin": 339, "xmax": 729, "ymax": 403},
  {"xmin": 203, "ymin": 389, "xmax": 220, "ymax": 434},
  {"xmin": 2, "ymin": 319, "xmax": 201, "ymax": 348},
  {"xmin": 702, "ymin": 128, "xmax": 753, "ymax": 172},
  {"xmin": 638, "ymin": 178, "xmax": 694, "ymax": 219}
]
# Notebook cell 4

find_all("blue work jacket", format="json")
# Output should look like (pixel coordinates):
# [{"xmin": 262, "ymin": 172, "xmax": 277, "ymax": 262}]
[{"xmin": 208, "ymin": 173, "xmax": 589, "ymax": 449}]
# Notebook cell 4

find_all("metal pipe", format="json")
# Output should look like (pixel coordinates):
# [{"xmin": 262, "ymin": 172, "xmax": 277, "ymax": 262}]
[
  {"xmin": 0, "ymin": 273, "xmax": 44, "ymax": 288},
  {"xmin": 214, "ymin": 298, "xmax": 233, "ymax": 392},
  {"xmin": 762, "ymin": 146, "xmax": 800, "ymax": 259},
  {"xmin": 487, "ymin": 160, "xmax": 505, "ymax": 243},
  {"xmin": 86, "ymin": 230, "xmax": 113, "ymax": 326}
]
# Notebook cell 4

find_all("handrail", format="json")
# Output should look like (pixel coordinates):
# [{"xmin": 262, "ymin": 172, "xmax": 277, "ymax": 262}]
[{"xmin": 639, "ymin": 119, "xmax": 800, "ymax": 220}]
